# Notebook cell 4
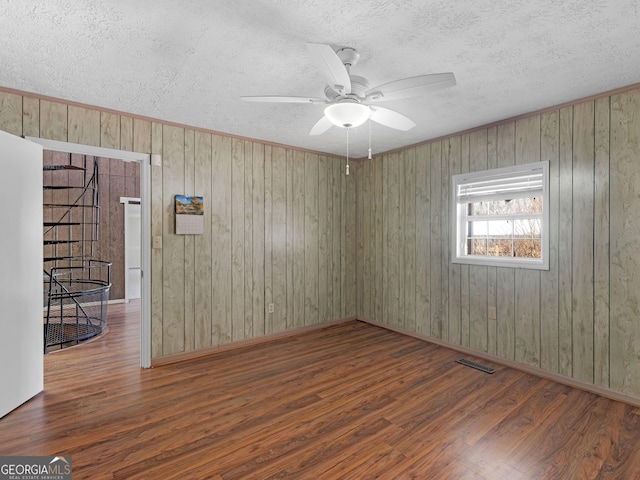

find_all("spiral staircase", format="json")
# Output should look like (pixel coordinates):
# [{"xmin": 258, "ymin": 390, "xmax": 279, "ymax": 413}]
[{"xmin": 43, "ymin": 154, "xmax": 111, "ymax": 353}]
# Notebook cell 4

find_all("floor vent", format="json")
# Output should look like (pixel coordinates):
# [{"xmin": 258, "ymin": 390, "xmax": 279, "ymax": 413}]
[{"xmin": 455, "ymin": 358, "xmax": 496, "ymax": 374}]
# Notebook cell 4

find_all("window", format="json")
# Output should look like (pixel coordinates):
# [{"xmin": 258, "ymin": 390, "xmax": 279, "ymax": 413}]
[{"xmin": 451, "ymin": 161, "xmax": 549, "ymax": 270}]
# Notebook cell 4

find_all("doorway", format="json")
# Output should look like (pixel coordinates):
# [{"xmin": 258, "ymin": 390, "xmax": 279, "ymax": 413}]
[{"xmin": 27, "ymin": 137, "xmax": 151, "ymax": 368}]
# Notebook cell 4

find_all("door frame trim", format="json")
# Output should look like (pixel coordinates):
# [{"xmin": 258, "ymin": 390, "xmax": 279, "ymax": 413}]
[{"xmin": 26, "ymin": 137, "xmax": 152, "ymax": 368}]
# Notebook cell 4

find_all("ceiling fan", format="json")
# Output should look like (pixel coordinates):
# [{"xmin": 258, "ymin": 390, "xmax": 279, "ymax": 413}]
[{"xmin": 241, "ymin": 43, "xmax": 456, "ymax": 136}]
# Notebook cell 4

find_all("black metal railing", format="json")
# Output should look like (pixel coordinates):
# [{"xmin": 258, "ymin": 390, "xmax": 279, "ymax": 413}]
[
  {"xmin": 43, "ymin": 154, "xmax": 111, "ymax": 353},
  {"xmin": 44, "ymin": 260, "xmax": 111, "ymax": 353}
]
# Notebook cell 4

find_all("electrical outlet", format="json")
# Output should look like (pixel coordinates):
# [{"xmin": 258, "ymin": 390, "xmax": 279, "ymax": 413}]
[
  {"xmin": 152, "ymin": 236, "xmax": 162, "ymax": 249},
  {"xmin": 268, "ymin": 303, "xmax": 274, "ymax": 314},
  {"xmin": 488, "ymin": 306, "xmax": 497, "ymax": 320}
]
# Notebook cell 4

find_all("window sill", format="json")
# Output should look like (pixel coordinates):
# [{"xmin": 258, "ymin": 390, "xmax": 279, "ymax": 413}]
[{"xmin": 451, "ymin": 255, "xmax": 549, "ymax": 270}]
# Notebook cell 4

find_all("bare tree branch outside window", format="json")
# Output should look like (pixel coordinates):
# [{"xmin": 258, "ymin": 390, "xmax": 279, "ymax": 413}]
[{"xmin": 466, "ymin": 197, "xmax": 542, "ymax": 258}]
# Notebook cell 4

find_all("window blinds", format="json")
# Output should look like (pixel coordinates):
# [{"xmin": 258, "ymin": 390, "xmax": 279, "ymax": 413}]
[{"xmin": 455, "ymin": 164, "xmax": 545, "ymax": 204}]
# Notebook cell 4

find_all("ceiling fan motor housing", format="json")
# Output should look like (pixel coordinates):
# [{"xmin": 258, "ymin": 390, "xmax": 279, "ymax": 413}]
[
  {"xmin": 348, "ymin": 75, "xmax": 369, "ymax": 99},
  {"xmin": 324, "ymin": 75, "xmax": 370, "ymax": 102}
]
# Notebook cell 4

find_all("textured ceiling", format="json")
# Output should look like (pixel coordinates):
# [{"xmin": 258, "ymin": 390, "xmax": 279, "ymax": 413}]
[{"xmin": 1, "ymin": 0, "xmax": 639, "ymax": 158}]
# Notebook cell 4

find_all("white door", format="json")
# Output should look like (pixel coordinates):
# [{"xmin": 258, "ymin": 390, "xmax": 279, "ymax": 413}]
[
  {"xmin": 120, "ymin": 198, "xmax": 141, "ymax": 302},
  {"xmin": 0, "ymin": 131, "xmax": 44, "ymax": 418},
  {"xmin": 127, "ymin": 203, "xmax": 142, "ymax": 300}
]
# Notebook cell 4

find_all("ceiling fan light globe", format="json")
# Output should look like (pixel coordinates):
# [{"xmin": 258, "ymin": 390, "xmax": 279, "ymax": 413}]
[{"xmin": 324, "ymin": 102, "xmax": 370, "ymax": 128}]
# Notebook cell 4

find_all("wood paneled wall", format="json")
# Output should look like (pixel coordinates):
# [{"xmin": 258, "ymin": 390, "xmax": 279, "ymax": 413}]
[
  {"xmin": 356, "ymin": 86, "xmax": 640, "ymax": 397},
  {"xmin": 3, "ymin": 85, "xmax": 639, "ymax": 397},
  {"xmin": 0, "ymin": 91, "xmax": 356, "ymax": 360}
]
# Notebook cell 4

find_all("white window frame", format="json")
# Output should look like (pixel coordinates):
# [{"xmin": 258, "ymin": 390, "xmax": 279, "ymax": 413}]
[{"xmin": 451, "ymin": 161, "xmax": 549, "ymax": 270}]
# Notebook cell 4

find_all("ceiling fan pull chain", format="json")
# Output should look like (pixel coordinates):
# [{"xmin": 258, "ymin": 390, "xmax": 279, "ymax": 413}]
[
  {"xmin": 368, "ymin": 117, "xmax": 372, "ymax": 159},
  {"xmin": 346, "ymin": 128, "xmax": 350, "ymax": 175}
]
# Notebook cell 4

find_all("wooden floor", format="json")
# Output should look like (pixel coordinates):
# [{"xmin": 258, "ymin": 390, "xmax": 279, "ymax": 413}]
[{"xmin": 2, "ymin": 302, "xmax": 640, "ymax": 479}]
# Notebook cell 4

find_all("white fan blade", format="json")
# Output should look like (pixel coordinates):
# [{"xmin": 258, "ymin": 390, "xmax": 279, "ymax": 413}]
[
  {"xmin": 369, "ymin": 106, "xmax": 416, "ymax": 131},
  {"xmin": 366, "ymin": 73, "xmax": 456, "ymax": 102},
  {"xmin": 306, "ymin": 43, "xmax": 351, "ymax": 94},
  {"xmin": 241, "ymin": 96, "xmax": 326, "ymax": 104},
  {"xmin": 309, "ymin": 116, "xmax": 333, "ymax": 135}
]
